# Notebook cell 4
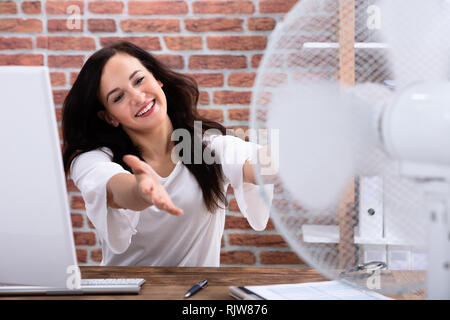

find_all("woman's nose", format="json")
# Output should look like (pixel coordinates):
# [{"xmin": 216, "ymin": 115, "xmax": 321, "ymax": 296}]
[{"xmin": 129, "ymin": 88, "xmax": 146, "ymax": 106}]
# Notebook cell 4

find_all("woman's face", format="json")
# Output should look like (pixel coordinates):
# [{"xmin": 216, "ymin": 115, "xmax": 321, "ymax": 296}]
[{"xmin": 98, "ymin": 53, "xmax": 167, "ymax": 133}]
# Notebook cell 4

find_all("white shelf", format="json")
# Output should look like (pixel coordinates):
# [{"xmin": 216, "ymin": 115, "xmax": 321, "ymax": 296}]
[{"xmin": 302, "ymin": 224, "xmax": 424, "ymax": 246}]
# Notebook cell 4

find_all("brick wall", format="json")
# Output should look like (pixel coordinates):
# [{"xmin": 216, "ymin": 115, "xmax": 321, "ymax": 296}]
[{"xmin": 0, "ymin": 0, "xmax": 305, "ymax": 267}]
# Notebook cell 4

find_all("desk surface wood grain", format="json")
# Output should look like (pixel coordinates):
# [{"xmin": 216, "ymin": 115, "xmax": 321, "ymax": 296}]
[
  {"xmin": 0, "ymin": 267, "xmax": 425, "ymax": 300},
  {"xmin": 79, "ymin": 266, "xmax": 328, "ymax": 300}
]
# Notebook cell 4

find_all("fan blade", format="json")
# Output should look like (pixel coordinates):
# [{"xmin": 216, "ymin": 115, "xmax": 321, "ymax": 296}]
[
  {"xmin": 379, "ymin": 0, "xmax": 450, "ymax": 88},
  {"xmin": 266, "ymin": 82, "xmax": 373, "ymax": 210}
]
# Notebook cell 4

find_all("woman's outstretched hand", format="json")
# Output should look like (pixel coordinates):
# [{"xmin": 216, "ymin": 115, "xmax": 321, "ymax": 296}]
[{"xmin": 123, "ymin": 155, "xmax": 183, "ymax": 216}]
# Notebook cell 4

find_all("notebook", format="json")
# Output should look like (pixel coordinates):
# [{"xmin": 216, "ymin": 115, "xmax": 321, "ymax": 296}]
[{"xmin": 229, "ymin": 280, "xmax": 392, "ymax": 300}]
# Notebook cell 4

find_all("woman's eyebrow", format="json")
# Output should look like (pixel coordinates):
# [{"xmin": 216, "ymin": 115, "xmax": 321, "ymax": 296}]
[{"xmin": 106, "ymin": 69, "xmax": 142, "ymax": 102}]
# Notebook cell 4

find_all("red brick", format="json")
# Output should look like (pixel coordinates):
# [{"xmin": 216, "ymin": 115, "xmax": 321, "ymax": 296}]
[
  {"xmin": 229, "ymin": 234, "xmax": 289, "ymax": 247},
  {"xmin": 0, "ymin": 1, "xmax": 17, "ymax": 14},
  {"xmin": 228, "ymin": 108, "xmax": 249, "ymax": 121},
  {"xmin": 259, "ymin": 0, "xmax": 299, "ymax": 13},
  {"xmin": 189, "ymin": 55, "xmax": 247, "ymax": 70},
  {"xmin": 88, "ymin": 1, "xmax": 124, "ymax": 14},
  {"xmin": 225, "ymin": 216, "xmax": 251, "ymax": 230},
  {"xmin": 0, "ymin": 19, "xmax": 43, "ymax": 33},
  {"xmin": 263, "ymin": 73, "xmax": 288, "ymax": 88},
  {"xmin": 71, "ymin": 195, "xmax": 85, "ymax": 210},
  {"xmin": 198, "ymin": 91, "xmax": 210, "ymax": 105},
  {"xmin": 154, "ymin": 54, "xmax": 184, "ymax": 69},
  {"xmin": 185, "ymin": 18, "xmax": 243, "ymax": 32},
  {"xmin": 259, "ymin": 251, "xmax": 304, "ymax": 265},
  {"xmin": 207, "ymin": 36, "xmax": 266, "ymax": 51},
  {"xmin": 247, "ymin": 17, "xmax": 276, "ymax": 31},
  {"xmin": 220, "ymin": 251, "xmax": 255, "ymax": 265},
  {"xmin": 70, "ymin": 72, "xmax": 79, "ymax": 85},
  {"xmin": 46, "ymin": 1, "xmax": 84, "ymax": 14},
  {"xmin": 100, "ymin": 37, "xmax": 162, "ymax": 51},
  {"xmin": 265, "ymin": 218, "xmax": 275, "ymax": 231},
  {"xmin": 0, "ymin": 54, "xmax": 43, "ymax": 66},
  {"xmin": 22, "ymin": 1, "xmax": 42, "ymax": 14},
  {"xmin": 228, "ymin": 198, "xmax": 240, "ymax": 212},
  {"xmin": 213, "ymin": 91, "xmax": 252, "ymax": 105},
  {"xmin": 66, "ymin": 178, "xmax": 80, "ymax": 192},
  {"xmin": 50, "ymin": 72, "xmax": 66, "ymax": 87},
  {"xmin": 88, "ymin": 19, "xmax": 116, "ymax": 33},
  {"xmin": 121, "ymin": 19, "xmax": 180, "ymax": 33},
  {"xmin": 91, "ymin": 249, "xmax": 103, "ymax": 263},
  {"xmin": 251, "ymin": 54, "xmax": 263, "ymax": 68},
  {"xmin": 48, "ymin": 55, "xmax": 84, "ymax": 68},
  {"xmin": 197, "ymin": 108, "xmax": 224, "ymax": 123},
  {"xmin": 228, "ymin": 72, "xmax": 255, "ymax": 87},
  {"xmin": 273, "ymin": 199, "xmax": 291, "ymax": 213},
  {"xmin": 43, "ymin": 36, "xmax": 96, "ymax": 51},
  {"xmin": 292, "ymin": 70, "xmax": 335, "ymax": 82},
  {"xmin": 254, "ymin": 91, "xmax": 272, "ymax": 107},
  {"xmin": 229, "ymin": 127, "xmax": 252, "ymax": 142},
  {"xmin": 128, "ymin": 1, "xmax": 188, "ymax": 15},
  {"xmin": 193, "ymin": 1, "xmax": 254, "ymax": 14},
  {"xmin": 74, "ymin": 232, "xmax": 96, "ymax": 246},
  {"xmin": 225, "ymin": 215, "xmax": 275, "ymax": 231},
  {"xmin": 70, "ymin": 213, "xmax": 84, "ymax": 228},
  {"xmin": 36, "ymin": 36, "xmax": 46, "ymax": 49},
  {"xmin": 188, "ymin": 73, "xmax": 224, "ymax": 87},
  {"xmin": 76, "ymin": 248, "xmax": 87, "ymax": 263},
  {"xmin": 57, "ymin": 124, "xmax": 63, "ymax": 139},
  {"xmin": 225, "ymin": 126, "xmax": 252, "ymax": 140},
  {"xmin": 47, "ymin": 19, "xmax": 83, "ymax": 32},
  {"xmin": 0, "ymin": 37, "xmax": 33, "ymax": 50},
  {"xmin": 164, "ymin": 36, "xmax": 202, "ymax": 51},
  {"xmin": 53, "ymin": 89, "xmax": 69, "ymax": 105}
]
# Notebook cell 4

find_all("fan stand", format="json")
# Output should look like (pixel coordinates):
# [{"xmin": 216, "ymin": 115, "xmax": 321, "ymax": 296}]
[{"xmin": 400, "ymin": 162, "xmax": 450, "ymax": 299}]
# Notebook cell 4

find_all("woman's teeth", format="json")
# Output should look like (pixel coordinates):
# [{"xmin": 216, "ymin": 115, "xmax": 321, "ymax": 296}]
[{"xmin": 136, "ymin": 100, "xmax": 155, "ymax": 117}]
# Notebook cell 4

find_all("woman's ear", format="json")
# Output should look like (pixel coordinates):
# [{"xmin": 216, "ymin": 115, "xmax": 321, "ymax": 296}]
[
  {"xmin": 157, "ymin": 80, "xmax": 163, "ymax": 87},
  {"xmin": 97, "ymin": 110, "xmax": 119, "ymax": 127}
]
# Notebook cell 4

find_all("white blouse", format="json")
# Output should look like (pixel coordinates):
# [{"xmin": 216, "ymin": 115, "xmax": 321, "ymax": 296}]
[{"xmin": 70, "ymin": 134, "xmax": 274, "ymax": 267}]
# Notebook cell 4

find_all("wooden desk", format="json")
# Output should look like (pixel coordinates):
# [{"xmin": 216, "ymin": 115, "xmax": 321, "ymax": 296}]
[
  {"xmin": 1, "ymin": 266, "xmax": 424, "ymax": 300},
  {"xmin": 82, "ymin": 266, "xmax": 327, "ymax": 300}
]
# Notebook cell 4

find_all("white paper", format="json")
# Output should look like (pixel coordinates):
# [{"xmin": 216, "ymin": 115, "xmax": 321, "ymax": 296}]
[{"xmin": 245, "ymin": 280, "xmax": 392, "ymax": 300}]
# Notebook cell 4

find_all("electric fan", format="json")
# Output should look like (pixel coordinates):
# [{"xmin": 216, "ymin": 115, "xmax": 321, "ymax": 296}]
[{"xmin": 250, "ymin": 0, "xmax": 450, "ymax": 299}]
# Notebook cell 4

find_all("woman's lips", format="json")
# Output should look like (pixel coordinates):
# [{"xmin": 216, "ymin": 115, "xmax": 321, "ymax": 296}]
[{"xmin": 135, "ymin": 99, "xmax": 156, "ymax": 118}]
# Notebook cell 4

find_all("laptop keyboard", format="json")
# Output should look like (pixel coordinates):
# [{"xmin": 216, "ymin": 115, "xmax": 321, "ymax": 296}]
[
  {"xmin": 81, "ymin": 278, "xmax": 146, "ymax": 287},
  {"xmin": 0, "ymin": 278, "xmax": 146, "ymax": 295}
]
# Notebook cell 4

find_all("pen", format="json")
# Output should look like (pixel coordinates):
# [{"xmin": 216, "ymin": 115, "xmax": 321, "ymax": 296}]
[{"xmin": 184, "ymin": 279, "xmax": 208, "ymax": 298}]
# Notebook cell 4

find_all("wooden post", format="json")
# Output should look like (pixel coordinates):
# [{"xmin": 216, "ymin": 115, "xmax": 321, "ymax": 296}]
[{"xmin": 337, "ymin": 0, "xmax": 356, "ymax": 270}]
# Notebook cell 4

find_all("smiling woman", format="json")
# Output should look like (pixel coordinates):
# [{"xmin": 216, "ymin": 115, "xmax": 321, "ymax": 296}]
[{"xmin": 61, "ymin": 41, "xmax": 273, "ymax": 267}]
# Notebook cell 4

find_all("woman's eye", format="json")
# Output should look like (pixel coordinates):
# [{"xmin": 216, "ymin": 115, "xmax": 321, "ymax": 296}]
[
  {"xmin": 113, "ymin": 94, "xmax": 123, "ymax": 103},
  {"xmin": 135, "ymin": 77, "xmax": 144, "ymax": 85}
]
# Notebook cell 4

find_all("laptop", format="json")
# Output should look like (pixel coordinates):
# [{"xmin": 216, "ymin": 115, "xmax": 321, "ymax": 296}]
[{"xmin": 0, "ymin": 66, "xmax": 145, "ymax": 295}]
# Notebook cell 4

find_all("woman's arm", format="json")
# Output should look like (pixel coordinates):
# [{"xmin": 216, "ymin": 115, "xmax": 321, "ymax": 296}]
[
  {"xmin": 243, "ymin": 160, "xmax": 257, "ymax": 184},
  {"xmin": 106, "ymin": 155, "xmax": 183, "ymax": 216},
  {"xmin": 243, "ymin": 145, "xmax": 276, "ymax": 185},
  {"xmin": 106, "ymin": 173, "xmax": 149, "ymax": 210}
]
